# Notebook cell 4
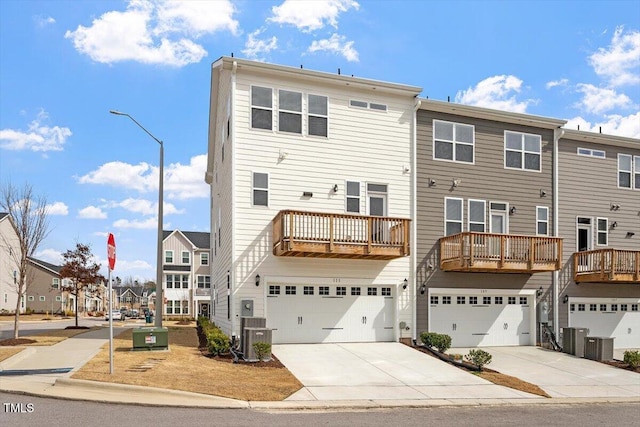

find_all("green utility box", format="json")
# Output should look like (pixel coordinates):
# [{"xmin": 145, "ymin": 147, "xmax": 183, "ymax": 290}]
[{"xmin": 132, "ymin": 327, "xmax": 169, "ymax": 351}]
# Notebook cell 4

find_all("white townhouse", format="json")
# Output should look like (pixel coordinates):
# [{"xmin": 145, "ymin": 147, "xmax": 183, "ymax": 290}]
[
  {"xmin": 0, "ymin": 213, "xmax": 24, "ymax": 313},
  {"xmin": 162, "ymin": 230, "xmax": 211, "ymax": 318},
  {"xmin": 205, "ymin": 57, "xmax": 422, "ymax": 344}
]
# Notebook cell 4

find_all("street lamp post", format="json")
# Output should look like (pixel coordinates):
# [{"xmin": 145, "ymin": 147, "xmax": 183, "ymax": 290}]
[{"xmin": 109, "ymin": 110, "xmax": 164, "ymax": 328}]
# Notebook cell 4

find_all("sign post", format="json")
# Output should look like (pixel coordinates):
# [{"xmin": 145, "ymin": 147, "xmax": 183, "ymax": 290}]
[{"xmin": 107, "ymin": 233, "xmax": 116, "ymax": 375}]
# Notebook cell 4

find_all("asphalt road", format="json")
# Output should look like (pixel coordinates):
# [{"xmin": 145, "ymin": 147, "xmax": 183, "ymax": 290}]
[
  {"xmin": 0, "ymin": 317, "xmax": 114, "ymax": 340},
  {"xmin": 1, "ymin": 393, "xmax": 639, "ymax": 427}
]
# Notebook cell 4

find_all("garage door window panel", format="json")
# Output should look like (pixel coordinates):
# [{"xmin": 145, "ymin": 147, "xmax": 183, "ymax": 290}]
[
  {"xmin": 303, "ymin": 286, "xmax": 314, "ymax": 295},
  {"xmin": 269, "ymin": 285, "xmax": 280, "ymax": 295},
  {"xmin": 336, "ymin": 286, "xmax": 346, "ymax": 295}
]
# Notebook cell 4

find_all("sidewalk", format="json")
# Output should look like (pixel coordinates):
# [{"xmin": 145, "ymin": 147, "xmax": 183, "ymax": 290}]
[{"xmin": 1, "ymin": 328, "xmax": 639, "ymax": 409}]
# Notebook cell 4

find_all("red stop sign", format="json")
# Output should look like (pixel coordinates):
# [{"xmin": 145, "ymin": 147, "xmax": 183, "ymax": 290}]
[{"xmin": 107, "ymin": 233, "xmax": 116, "ymax": 271}]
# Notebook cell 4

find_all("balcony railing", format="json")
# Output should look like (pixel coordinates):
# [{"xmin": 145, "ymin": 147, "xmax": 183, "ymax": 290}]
[
  {"xmin": 574, "ymin": 249, "xmax": 640, "ymax": 283},
  {"xmin": 440, "ymin": 232, "xmax": 563, "ymax": 273},
  {"xmin": 273, "ymin": 210, "xmax": 410, "ymax": 260},
  {"xmin": 194, "ymin": 288, "xmax": 212, "ymax": 297}
]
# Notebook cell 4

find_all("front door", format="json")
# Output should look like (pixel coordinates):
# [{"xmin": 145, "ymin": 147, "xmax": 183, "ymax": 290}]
[
  {"xmin": 368, "ymin": 183, "xmax": 388, "ymax": 243},
  {"xmin": 200, "ymin": 303, "xmax": 209, "ymax": 318},
  {"xmin": 576, "ymin": 217, "xmax": 593, "ymax": 270},
  {"xmin": 489, "ymin": 202, "xmax": 508, "ymax": 256}
]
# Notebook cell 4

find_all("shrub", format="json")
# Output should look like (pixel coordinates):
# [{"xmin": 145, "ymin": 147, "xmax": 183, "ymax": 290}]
[
  {"xmin": 465, "ymin": 349, "xmax": 492, "ymax": 369},
  {"xmin": 623, "ymin": 350, "xmax": 640, "ymax": 369},
  {"xmin": 420, "ymin": 332, "xmax": 452, "ymax": 353},
  {"xmin": 253, "ymin": 342, "xmax": 272, "ymax": 361},
  {"xmin": 205, "ymin": 326, "xmax": 230, "ymax": 356}
]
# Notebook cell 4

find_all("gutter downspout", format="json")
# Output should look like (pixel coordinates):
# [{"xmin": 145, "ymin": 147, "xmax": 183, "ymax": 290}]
[
  {"xmin": 411, "ymin": 98, "xmax": 421, "ymax": 342},
  {"xmin": 230, "ymin": 60, "xmax": 238, "ymax": 337},
  {"xmin": 552, "ymin": 127, "xmax": 564, "ymax": 338}
]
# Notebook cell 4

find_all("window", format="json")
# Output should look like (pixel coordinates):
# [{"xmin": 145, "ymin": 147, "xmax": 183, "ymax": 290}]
[
  {"xmin": 182, "ymin": 251, "xmax": 190, "ymax": 264},
  {"xmin": 167, "ymin": 301, "xmax": 174, "ymax": 315},
  {"xmin": 166, "ymin": 275, "xmax": 174, "ymax": 288},
  {"xmin": 442, "ymin": 296, "xmax": 451, "ymax": 304},
  {"xmin": 56, "ymin": 296, "xmax": 61, "ymax": 302},
  {"xmin": 39, "ymin": 296, "xmax": 45, "ymax": 301},
  {"xmin": 537, "ymin": 206, "xmax": 549, "ymax": 236},
  {"xmin": 520, "ymin": 296, "xmax": 528, "ymax": 305},
  {"xmin": 469, "ymin": 296, "xmax": 478, "ymax": 304},
  {"xmin": 495, "ymin": 296, "xmax": 503, "ymax": 305},
  {"xmin": 370, "ymin": 103, "xmax": 387, "ymax": 111},
  {"xmin": 381, "ymin": 287, "xmax": 391, "ymax": 296},
  {"xmin": 349, "ymin": 100, "xmax": 368, "ymax": 108},
  {"xmin": 252, "ymin": 172, "xmax": 268, "ymax": 206},
  {"xmin": 319, "ymin": 286, "xmax": 329, "ymax": 295},
  {"xmin": 200, "ymin": 253, "xmax": 209, "ymax": 266},
  {"xmin": 367, "ymin": 287, "xmax": 377, "ymax": 296},
  {"xmin": 597, "ymin": 218, "xmax": 608, "ymax": 246},
  {"xmin": 621, "ymin": 304, "xmax": 627, "ymax": 311},
  {"xmin": 269, "ymin": 285, "xmax": 280, "ymax": 295},
  {"xmin": 600, "ymin": 304, "xmax": 607, "ymax": 311},
  {"xmin": 278, "ymin": 89, "xmax": 302, "ymax": 133},
  {"xmin": 303, "ymin": 286, "xmax": 314, "ymax": 295},
  {"xmin": 346, "ymin": 181, "xmax": 360, "ymax": 213},
  {"xmin": 483, "ymin": 296, "xmax": 491, "ymax": 304},
  {"xmin": 336, "ymin": 286, "xmax": 346, "ymax": 296},
  {"xmin": 618, "ymin": 154, "xmax": 632, "ymax": 188},
  {"xmin": 505, "ymin": 131, "xmax": 541, "ymax": 171},
  {"xmin": 431, "ymin": 295, "xmax": 439, "ymax": 304},
  {"xmin": 285, "ymin": 285, "xmax": 296, "ymax": 295},
  {"xmin": 632, "ymin": 304, "xmax": 638, "ymax": 311},
  {"xmin": 457, "ymin": 296, "xmax": 466, "ymax": 304},
  {"xmin": 197, "ymin": 276, "xmax": 211, "ymax": 288},
  {"xmin": 611, "ymin": 304, "xmax": 618, "ymax": 312},
  {"xmin": 508, "ymin": 296, "xmax": 516, "ymax": 304},
  {"xmin": 468, "ymin": 200, "xmax": 486, "ymax": 232},
  {"xmin": 351, "ymin": 287, "xmax": 361, "ymax": 296},
  {"xmin": 52, "ymin": 278, "xmax": 59, "ymax": 289},
  {"xmin": 578, "ymin": 304, "xmax": 585, "ymax": 311},
  {"xmin": 349, "ymin": 100, "xmax": 387, "ymax": 111},
  {"xmin": 636, "ymin": 156, "xmax": 640, "ymax": 189},
  {"xmin": 445, "ymin": 198, "xmax": 463, "ymax": 235},
  {"xmin": 28, "ymin": 296, "xmax": 34, "ymax": 301},
  {"xmin": 433, "ymin": 120, "xmax": 474, "ymax": 163},
  {"xmin": 308, "ymin": 94, "xmax": 328, "ymax": 137},
  {"xmin": 590, "ymin": 304, "xmax": 597, "ymax": 311},
  {"xmin": 164, "ymin": 250, "xmax": 173, "ymax": 264},
  {"xmin": 577, "ymin": 147, "xmax": 605, "ymax": 158},
  {"xmin": 569, "ymin": 303, "xmax": 575, "ymax": 311},
  {"xmin": 251, "ymin": 86, "xmax": 272, "ymax": 130},
  {"xmin": 182, "ymin": 300, "xmax": 189, "ymax": 315}
]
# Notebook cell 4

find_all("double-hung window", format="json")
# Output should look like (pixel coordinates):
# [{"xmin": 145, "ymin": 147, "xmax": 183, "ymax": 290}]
[
  {"xmin": 445, "ymin": 197, "xmax": 463, "ymax": 236},
  {"xmin": 197, "ymin": 276, "xmax": 211, "ymax": 288},
  {"xmin": 346, "ymin": 181, "xmax": 360, "ymax": 213},
  {"xmin": 468, "ymin": 199, "xmax": 486, "ymax": 232},
  {"xmin": 505, "ymin": 131, "xmax": 541, "ymax": 171},
  {"xmin": 182, "ymin": 251, "xmax": 190, "ymax": 264},
  {"xmin": 308, "ymin": 94, "xmax": 328, "ymax": 137},
  {"xmin": 433, "ymin": 120, "xmax": 474, "ymax": 163},
  {"xmin": 537, "ymin": 206, "xmax": 549, "ymax": 236},
  {"xmin": 251, "ymin": 86, "xmax": 272, "ymax": 130},
  {"xmin": 618, "ymin": 154, "xmax": 639, "ymax": 189},
  {"xmin": 252, "ymin": 172, "xmax": 268, "ymax": 206},
  {"xmin": 200, "ymin": 253, "xmax": 209, "ymax": 266},
  {"xmin": 597, "ymin": 217, "xmax": 608, "ymax": 246},
  {"xmin": 164, "ymin": 250, "xmax": 173, "ymax": 264},
  {"xmin": 278, "ymin": 90, "xmax": 302, "ymax": 133}
]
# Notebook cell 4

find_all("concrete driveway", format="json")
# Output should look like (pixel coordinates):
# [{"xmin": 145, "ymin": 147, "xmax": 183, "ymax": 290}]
[
  {"xmin": 451, "ymin": 346, "xmax": 640, "ymax": 398},
  {"xmin": 273, "ymin": 343, "xmax": 542, "ymax": 401}
]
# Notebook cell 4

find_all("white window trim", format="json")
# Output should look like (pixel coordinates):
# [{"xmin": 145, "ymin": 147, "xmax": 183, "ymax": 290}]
[
  {"xmin": 164, "ymin": 250, "xmax": 174, "ymax": 264},
  {"xmin": 200, "ymin": 252, "xmax": 209, "ymax": 266},
  {"xmin": 618, "ymin": 154, "xmax": 632, "ymax": 189},
  {"xmin": 445, "ymin": 197, "xmax": 464, "ymax": 236},
  {"xmin": 181, "ymin": 250, "xmax": 190, "ymax": 264},
  {"xmin": 504, "ymin": 131, "xmax": 542, "ymax": 172},
  {"xmin": 467, "ymin": 199, "xmax": 486, "ymax": 232},
  {"xmin": 252, "ymin": 171, "xmax": 269, "ymax": 207},
  {"xmin": 596, "ymin": 217, "xmax": 608, "ymax": 246},
  {"xmin": 536, "ymin": 206, "xmax": 549, "ymax": 236},
  {"xmin": 28, "ymin": 295, "xmax": 34, "ymax": 301},
  {"xmin": 307, "ymin": 93, "xmax": 329, "ymax": 138},
  {"xmin": 577, "ymin": 147, "xmax": 606, "ymax": 158},
  {"xmin": 433, "ymin": 119, "xmax": 475, "ymax": 164},
  {"xmin": 250, "ymin": 85, "xmax": 273, "ymax": 131},
  {"xmin": 576, "ymin": 216, "xmax": 594, "ymax": 252},
  {"xmin": 348, "ymin": 99, "xmax": 387, "ymax": 112},
  {"xmin": 489, "ymin": 201, "xmax": 510, "ymax": 234},
  {"xmin": 345, "ymin": 180, "xmax": 361, "ymax": 214},
  {"xmin": 366, "ymin": 183, "xmax": 388, "ymax": 216},
  {"xmin": 635, "ymin": 155, "xmax": 640, "ymax": 190},
  {"xmin": 197, "ymin": 275, "xmax": 211, "ymax": 288},
  {"xmin": 277, "ymin": 89, "xmax": 303, "ymax": 134}
]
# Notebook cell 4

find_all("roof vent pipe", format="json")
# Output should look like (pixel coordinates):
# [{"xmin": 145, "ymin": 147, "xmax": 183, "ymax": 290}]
[{"xmin": 338, "ymin": 68, "xmax": 341, "ymax": 75}]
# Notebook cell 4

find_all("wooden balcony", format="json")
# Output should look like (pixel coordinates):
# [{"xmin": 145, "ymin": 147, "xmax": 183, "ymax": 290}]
[
  {"xmin": 440, "ymin": 232, "xmax": 563, "ymax": 273},
  {"xmin": 272, "ymin": 210, "xmax": 410, "ymax": 260},
  {"xmin": 574, "ymin": 249, "xmax": 640, "ymax": 283}
]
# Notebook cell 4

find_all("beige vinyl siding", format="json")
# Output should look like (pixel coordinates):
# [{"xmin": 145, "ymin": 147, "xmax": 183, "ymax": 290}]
[
  {"xmin": 25, "ymin": 264, "xmax": 62, "ymax": 313},
  {"xmin": 415, "ymin": 108, "xmax": 556, "ymax": 334},
  {"xmin": 557, "ymin": 136, "xmax": 640, "ymax": 329}
]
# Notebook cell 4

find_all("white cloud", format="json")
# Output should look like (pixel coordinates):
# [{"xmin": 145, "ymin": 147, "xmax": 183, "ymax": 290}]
[
  {"xmin": 65, "ymin": 0, "xmax": 238, "ymax": 67},
  {"xmin": 115, "ymin": 258, "xmax": 153, "ymax": 272},
  {"xmin": 45, "ymin": 202, "xmax": 69, "ymax": 216},
  {"xmin": 574, "ymin": 83, "xmax": 633, "ymax": 114},
  {"xmin": 269, "ymin": 0, "xmax": 359, "ymax": 32},
  {"xmin": 77, "ymin": 154, "xmax": 207, "ymax": 200},
  {"xmin": 104, "ymin": 197, "xmax": 184, "ymax": 216},
  {"xmin": 34, "ymin": 248, "xmax": 63, "ymax": 265},
  {"xmin": 113, "ymin": 217, "xmax": 158, "ymax": 229},
  {"xmin": 78, "ymin": 206, "xmax": 107, "ymax": 219},
  {"xmin": 454, "ymin": 75, "xmax": 534, "ymax": 113},
  {"xmin": 589, "ymin": 26, "xmax": 640, "ymax": 87},
  {"xmin": 34, "ymin": 15, "xmax": 56, "ymax": 27},
  {"xmin": 565, "ymin": 112, "xmax": 640, "ymax": 138},
  {"xmin": 546, "ymin": 78, "xmax": 569, "ymax": 89},
  {"xmin": 242, "ymin": 29, "xmax": 278, "ymax": 60},
  {"xmin": 0, "ymin": 110, "xmax": 71, "ymax": 152},
  {"xmin": 308, "ymin": 33, "xmax": 358, "ymax": 62}
]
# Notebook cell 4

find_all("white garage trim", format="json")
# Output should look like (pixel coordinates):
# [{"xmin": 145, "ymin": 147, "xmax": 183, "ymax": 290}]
[
  {"xmin": 568, "ymin": 297, "xmax": 640, "ymax": 349},
  {"xmin": 428, "ymin": 288, "xmax": 536, "ymax": 347}
]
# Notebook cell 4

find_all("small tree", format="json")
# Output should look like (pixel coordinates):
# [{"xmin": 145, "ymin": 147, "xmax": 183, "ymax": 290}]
[
  {"xmin": 0, "ymin": 182, "xmax": 51, "ymax": 339},
  {"xmin": 59, "ymin": 243, "xmax": 105, "ymax": 327}
]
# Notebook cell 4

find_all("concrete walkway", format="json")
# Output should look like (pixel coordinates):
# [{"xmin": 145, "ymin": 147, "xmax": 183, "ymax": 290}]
[{"xmin": 0, "ymin": 328, "xmax": 638, "ymax": 409}]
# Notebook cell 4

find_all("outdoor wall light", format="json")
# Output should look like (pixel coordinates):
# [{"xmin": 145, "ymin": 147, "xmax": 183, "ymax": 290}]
[
  {"xmin": 627, "ymin": 232, "xmax": 635, "ymax": 238},
  {"xmin": 333, "ymin": 184, "xmax": 339, "ymax": 193},
  {"xmin": 402, "ymin": 278, "xmax": 408, "ymax": 290},
  {"xmin": 509, "ymin": 206, "xmax": 517, "ymax": 215},
  {"xmin": 452, "ymin": 178, "xmax": 461, "ymax": 187},
  {"xmin": 255, "ymin": 274, "xmax": 260, "ymax": 287},
  {"xmin": 536, "ymin": 286, "xmax": 543, "ymax": 297},
  {"xmin": 563, "ymin": 294, "xmax": 569, "ymax": 304},
  {"xmin": 428, "ymin": 178, "xmax": 436, "ymax": 187},
  {"xmin": 540, "ymin": 189, "xmax": 547, "ymax": 197},
  {"xmin": 611, "ymin": 221, "xmax": 618, "ymax": 229},
  {"xmin": 610, "ymin": 203, "xmax": 620, "ymax": 211},
  {"xmin": 420, "ymin": 284, "xmax": 426, "ymax": 295}
]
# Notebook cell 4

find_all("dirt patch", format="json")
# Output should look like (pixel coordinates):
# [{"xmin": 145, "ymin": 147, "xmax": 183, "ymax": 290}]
[
  {"xmin": 0, "ymin": 338, "xmax": 37, "ymax": 346},
  {"xmin": 0, "ymin": 327, "xmax": 101, "ymax": 346},
  {"xmin": 73, "ymin": 327, "xmax": 302, "ymax": 401},
  {"xmin": 0, "ymin": 346, "xmax": 26, "ymax": 362}
]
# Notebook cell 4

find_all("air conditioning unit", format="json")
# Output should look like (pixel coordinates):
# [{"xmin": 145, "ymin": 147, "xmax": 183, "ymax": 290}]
[
  {"xmin": 243, "ymin": 327, "xmax": 272, "ymax": 362},
  {"xmin": 240, "ymin": 317, "xmax": 266, "ymax": 353},
  {"xmin": 584, "ymin": 337, "xmax": 614, "ymax": 361},
  {"xmin": 562, "ymin": 327, "xmax": 588, "ymax": 357}
]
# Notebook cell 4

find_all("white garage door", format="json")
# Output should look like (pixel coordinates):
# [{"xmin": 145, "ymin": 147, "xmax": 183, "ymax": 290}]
[
  {"xmin": 568, "ymin": 297, "xmax": 640, "ymax": 349},
  {"xmin": 266, "ymin": 284, "xmax": 395, "ymax": 344},
  {"xmin": 429, "ymin": 288, "xmax": 535, "ymax": 347}
]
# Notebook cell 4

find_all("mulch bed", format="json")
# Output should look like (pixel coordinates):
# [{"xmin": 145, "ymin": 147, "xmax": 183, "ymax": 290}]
[
  {"xmin": 65, "ymin": 326, "xmax": 90, "ymax": 330},
  {"xmin": 599, "ymin": 359, "xmax": 640, "ymax": 373},
  {"xmin": 0, "ymin": 338, "xmax": 36, "ymax": 346}
]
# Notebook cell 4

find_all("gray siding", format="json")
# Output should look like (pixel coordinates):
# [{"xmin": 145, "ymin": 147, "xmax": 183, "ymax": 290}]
[{"xmin": 415, "ymin": 108, "xmax": 557, "ymax": 334}]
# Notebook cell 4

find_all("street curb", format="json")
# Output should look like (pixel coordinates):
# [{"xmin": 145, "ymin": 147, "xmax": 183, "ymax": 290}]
[{"xmin": 0, "ymin": 347, "xmax": 36, "ymax": 370}]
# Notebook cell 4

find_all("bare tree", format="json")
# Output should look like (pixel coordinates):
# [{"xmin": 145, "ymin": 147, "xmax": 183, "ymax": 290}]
[
  {"xmin": 0, "ymin": 182, "xmax": 51, "ymax": 339},
  {"xmin": 59, "ymin": 243, "xmax": 105, "ymax": 327}
]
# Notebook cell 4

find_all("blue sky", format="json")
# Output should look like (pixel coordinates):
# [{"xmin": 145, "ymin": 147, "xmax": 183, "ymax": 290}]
[{"xmin": 1, "ymin": 0, "xmax": 638, "ymax": 282}]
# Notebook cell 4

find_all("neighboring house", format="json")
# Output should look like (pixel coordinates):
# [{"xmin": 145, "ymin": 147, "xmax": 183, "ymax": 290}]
[
  {"xmin": 115, "ymin": 284, "xmax": 150, "ymax": 311},
  {"xmin": 415, "ymin": 99, "xmax": 566, "ymax": 347},
  {"xmin": 162, "ymin": 230, "xmax": 211, "ymax": 318},
  {"xmin": 557, "ymin": 129, "xmax": 640, "ymax": 349},
  {"xmin": 0, "ymin": 212, "xmax": 24, "ymax": 313},
  {"xmin": 205, "ymin": 56, "xmax": 421, "ymax": 343},
  {"xmin": 25, "ymin": 257, "xmax": 64, "ymax": 314}
]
